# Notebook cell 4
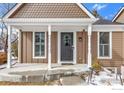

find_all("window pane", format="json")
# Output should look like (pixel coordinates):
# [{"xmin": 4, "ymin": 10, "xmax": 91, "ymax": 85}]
[
  {"xmin": 34, "ymin": 32, "xmax": 45, "ymax": 57},
  {"xmin": 99, "ymin": 32, "xmax": 110, "ymax": 57},
  {"xmin": 41, "ymin": 45, "xmax": 45, "ymax": 56},
  {"xmin": 100, "ymin": 32, "xmax": 109, "ymax": 44},
  {"xmin": 35, "ymin": 33, "xmax": 40, "ymax": 43},
  {"xmin": 35, "ymin": 45, "xmax": 40, "ymax": 56},
  {"xmin": 100, "ymin": 45, "xmax": 103, "ymax": 57},
  {"xmin": 104, "ymin": 45, "xmax": 109, "ymax": 56}
]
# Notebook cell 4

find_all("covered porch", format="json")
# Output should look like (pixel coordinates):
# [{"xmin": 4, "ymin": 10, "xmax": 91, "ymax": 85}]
[{"xmin": 4, "ymin": 18, "xmax": 97, "ymax": 69}]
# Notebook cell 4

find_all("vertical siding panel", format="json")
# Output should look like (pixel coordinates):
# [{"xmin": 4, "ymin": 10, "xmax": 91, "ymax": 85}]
[
  {"xmin": 77, "ymin": 32, "xmax": 83, "ymax": 64},
  {"xmin": 26, "ymin": 32, "xmax": 32, "ymax": 63},
  {"xmin": 82, "ymin": 31, "xmax": 86, "ymax": 64},
  {"xmin": 30, "ymin": 32, "xmax": 33, "ymax": 63},
  {"xmin": 85, "ymin": 32, "xmax": 88, "ymax": 64},
  {"xmin": 91, "ymin": 32, "xmax": 97, "ymax": 61},
  {"xmin": 22, "ymin": 32, "xmax": 27, "ymax": 63},
  {"xmin": 123, "ymin": 32, "xmax": 124, "ymax": 65},
  {"xmin": 21, "ymin": 32, "xmax": 23, "ymax": 63},
  {"xmin": 51, "ymin": 32, "xmax": 57, "ymax": 63}
]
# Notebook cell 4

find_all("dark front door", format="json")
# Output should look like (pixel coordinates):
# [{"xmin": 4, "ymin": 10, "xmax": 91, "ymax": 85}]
[{"xmin": 61, "ymin": 32, "xmax": 73, "ymax": 61}]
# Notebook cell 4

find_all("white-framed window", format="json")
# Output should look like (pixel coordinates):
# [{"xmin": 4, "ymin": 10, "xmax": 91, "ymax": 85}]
[
  {"xmin": 98, "ymin": 32, "xmax": 112, "ymax": 59},
  {"xmin": 33, "ymin": 32, "xmax": 46, "ymax": 58}
]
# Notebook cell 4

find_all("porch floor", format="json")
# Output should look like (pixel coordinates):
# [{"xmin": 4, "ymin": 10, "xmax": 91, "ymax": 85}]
[
  {"xmin": 0, "ymin": 63, "xmax": 89, "ymax": 82},
  {"xmin": 0, "ymin": 63, "xmax": 88, "ymax": 73}
]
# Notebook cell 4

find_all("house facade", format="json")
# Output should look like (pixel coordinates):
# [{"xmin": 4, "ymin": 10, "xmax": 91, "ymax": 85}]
[{"xmin": 2, "ymin": 3, "xmax": 124, "ymax": 69}]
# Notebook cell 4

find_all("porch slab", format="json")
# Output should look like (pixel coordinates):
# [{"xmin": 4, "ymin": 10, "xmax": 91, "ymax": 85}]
[{"xmin": 0, "ymin": 63, "xmax": 89, "ymax": 82}]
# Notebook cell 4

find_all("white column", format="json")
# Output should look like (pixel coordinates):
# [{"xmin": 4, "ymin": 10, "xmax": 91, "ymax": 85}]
[
  {"xmin": 48, "ymin": 25, "xmax": 51, "ymax": 69},
  {"xmin": 18, "ymin": 30, "xmax": 21, "ymax": 63},
  {"xmin": 88, "ymin": 24, "xmax": 92, "ymax": 68},
  {"xmin": 7, "ymin": 25, "xmax": 12, "ymax": 68}
]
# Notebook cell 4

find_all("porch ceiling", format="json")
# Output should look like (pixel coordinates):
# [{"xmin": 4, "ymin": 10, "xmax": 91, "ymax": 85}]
[{"xmin": 13, "ymin": 25, "xmax": 88, "ymax": 32}]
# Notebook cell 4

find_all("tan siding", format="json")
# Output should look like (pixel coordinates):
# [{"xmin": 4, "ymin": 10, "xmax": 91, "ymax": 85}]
[
  {"xmin": 26, "ymin": 32, "xmax": 32, "ymax": 63},
  {"xmin": 82, "ymin": 31, "xmax": 86, "ymax": 64},
  {"xmin": 90, "ymin": 32, "xmax": 124, "ymax": 67},
  {"xmin": 21, "ymin": 31, "xmax": 124, "ymax": 67},
  {"xmin": 85, "ymin": 32, "xmax": 88, "ymax": 63},
  {"xmin": 21, "ymin": 32, "xmax": 57, "ymax": 63},
  {"xmin": 83, "ymin": 32, "xmax": 97, "ymax": 64},
  {"xmin": 122, "ymin": 32, "xmax": 124, "ymax": 65},
  {"xmin": 51, "ymin": 32, "xmax": 57, "ymax": 63},
  {"xmin": 22, "ymin": 32, "xmax": 27, "ymax": 63},
  {"xmin": 115, "ymin": 10, "xmax": 124, "ymax": 23},
  {"xmin": 77, "ymin": 31, "xmax": 88, "ymax": 64},
  {"xmin": 91, "ymin": 32, "xmax": 97, "ymax": 61},
  {"xmin": 77, "ymin": 32, "xmax": 83, "ymax": 64}
]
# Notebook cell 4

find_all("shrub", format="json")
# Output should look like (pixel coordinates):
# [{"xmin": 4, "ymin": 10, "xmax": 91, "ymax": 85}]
[{"xmin": 92, "ymin": 59, "xmax": 102, "ymax": 75}]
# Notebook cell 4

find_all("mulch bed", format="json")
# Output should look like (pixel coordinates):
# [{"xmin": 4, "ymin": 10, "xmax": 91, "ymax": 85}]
[{"xmin": 0, "ymin": 81, "xmax": 51, "ymax": 85}]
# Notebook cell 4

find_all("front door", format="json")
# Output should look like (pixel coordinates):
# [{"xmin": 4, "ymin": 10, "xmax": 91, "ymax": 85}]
[{"xmin": 61, "ymin": 32, "xmax": 74, "ymax": 62}]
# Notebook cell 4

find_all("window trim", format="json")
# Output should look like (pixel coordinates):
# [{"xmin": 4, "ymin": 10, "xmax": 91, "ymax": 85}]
[
  {"xmin": 33, "ymin": 31, "xmax": 46, "ymax": 59},
  {"xmin": 97, "ymin": 32, "xmax": 112, "ymax": 59}
]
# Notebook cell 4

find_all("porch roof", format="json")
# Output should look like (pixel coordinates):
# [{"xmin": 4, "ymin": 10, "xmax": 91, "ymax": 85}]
[{"xmin": 93, "ymin": 19, "xmax": 124, "ymax": 25}]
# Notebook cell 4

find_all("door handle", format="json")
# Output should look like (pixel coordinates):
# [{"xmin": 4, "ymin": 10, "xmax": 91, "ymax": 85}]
[{"xmin": 71, "ymin": 46, "xmax": 74, "ymax": 50}]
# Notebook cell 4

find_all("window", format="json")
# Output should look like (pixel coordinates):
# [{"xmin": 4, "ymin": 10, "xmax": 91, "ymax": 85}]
[
  {"xmin": 98, "ymin": 32, "xmax": 112, "ymax": 59},
  {"xmin": 33, "ymin": 32, "xmax": 46, "ymax": 58}
]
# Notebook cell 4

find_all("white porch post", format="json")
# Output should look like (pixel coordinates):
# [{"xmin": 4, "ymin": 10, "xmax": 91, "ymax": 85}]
[
  {"xmin": 48, "ymin": 25, "xmax": 51, "ymax": 69},
  {"xmin": 7, "ymin": 25, "xmax": 12, "ymax": 68},
  {"xmin": 18, "ymin": 30, "xmax": 21, "ymax": 63},
  {"xmin": 88, "ymin": 24, "xmax": 92, "ymax": 68}
]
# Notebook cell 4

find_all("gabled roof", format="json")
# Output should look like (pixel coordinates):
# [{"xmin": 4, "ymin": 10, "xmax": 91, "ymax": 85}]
[
  {"xmin": 112, "ymin": 6, "xmax": 124, "ymax": 22},
  {"xmin": 4, "ymin": 3, "xmax": 95, "ymax": 19},
  {"xmin": 94, "ymin": 19, "xmax": 123, "ymax": 25}
]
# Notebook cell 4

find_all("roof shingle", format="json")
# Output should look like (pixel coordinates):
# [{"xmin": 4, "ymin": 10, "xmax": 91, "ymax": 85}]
[
  {"xmin": 10, "ymin": 3, "xmax": 89, "ymax": 18},
  {"xmin": 93, "ymin": 19, "xmax": 123, "ymax": 25}
]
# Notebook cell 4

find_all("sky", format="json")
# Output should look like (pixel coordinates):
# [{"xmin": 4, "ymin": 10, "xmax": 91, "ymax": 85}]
[
  {"xmin": 0, "ymin": 3, "xmax": 124, "ymax": 20},
  {"xmin": 84, "ymin": 3, "xmax": 124, "ymax": 20}
]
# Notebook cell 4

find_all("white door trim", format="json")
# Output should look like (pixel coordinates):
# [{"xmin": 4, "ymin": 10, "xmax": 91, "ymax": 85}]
[{"xmin": 57, "ymin": 31, "xmax": 77, "ymax": 64}]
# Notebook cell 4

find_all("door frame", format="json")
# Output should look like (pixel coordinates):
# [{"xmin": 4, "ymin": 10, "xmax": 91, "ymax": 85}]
[{"xmin": 57, "ymin": 31, "xmax": 77, "ymax": 64}]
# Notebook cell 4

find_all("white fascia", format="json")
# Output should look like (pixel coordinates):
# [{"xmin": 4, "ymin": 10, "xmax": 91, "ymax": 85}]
[{"xmin": 93, "ymin": 25, "xmax": 124, "ymax": 31}]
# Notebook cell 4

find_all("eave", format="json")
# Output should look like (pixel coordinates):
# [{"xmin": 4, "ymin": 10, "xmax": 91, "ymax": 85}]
[{"xmin": 1, "ymin": 18, "xmax": 98, "ymax": 25}]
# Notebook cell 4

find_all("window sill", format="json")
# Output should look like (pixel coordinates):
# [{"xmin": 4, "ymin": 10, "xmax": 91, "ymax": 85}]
[
  {"xmin": 97, "ymin": 57, "xmax": 112, "ymax": 59},
  {"xmin": 33, "ymin": 56, "xmax": 46, "ymax": 59}
]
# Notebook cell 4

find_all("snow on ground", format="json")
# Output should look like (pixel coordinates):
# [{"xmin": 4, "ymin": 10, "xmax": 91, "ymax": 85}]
[
  {"xmin": 87, "ymin": 71, "xmax": 122, "ymax": 86},
  {"xmin": 52, "ymin": 69, "xmax": 123, "ymax": 86}
]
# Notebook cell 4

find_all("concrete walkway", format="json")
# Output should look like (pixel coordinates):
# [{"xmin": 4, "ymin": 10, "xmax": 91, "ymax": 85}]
[{"xmin": 0, "ymin": 63, "xmax": 89, "ymax": 82}]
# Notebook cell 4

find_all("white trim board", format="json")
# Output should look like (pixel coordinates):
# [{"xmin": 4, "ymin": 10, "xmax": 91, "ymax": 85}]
[
  {"xmin": 32, "ymin": 31, "xmax": 47, "ymax": 59},
  {"xmin": 97, "ymin": 32, "xmax": 112, "ymax": 59},
  {"xmin": 93, "ymin": 25, "xmax": 124, "ymax": 31}
]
